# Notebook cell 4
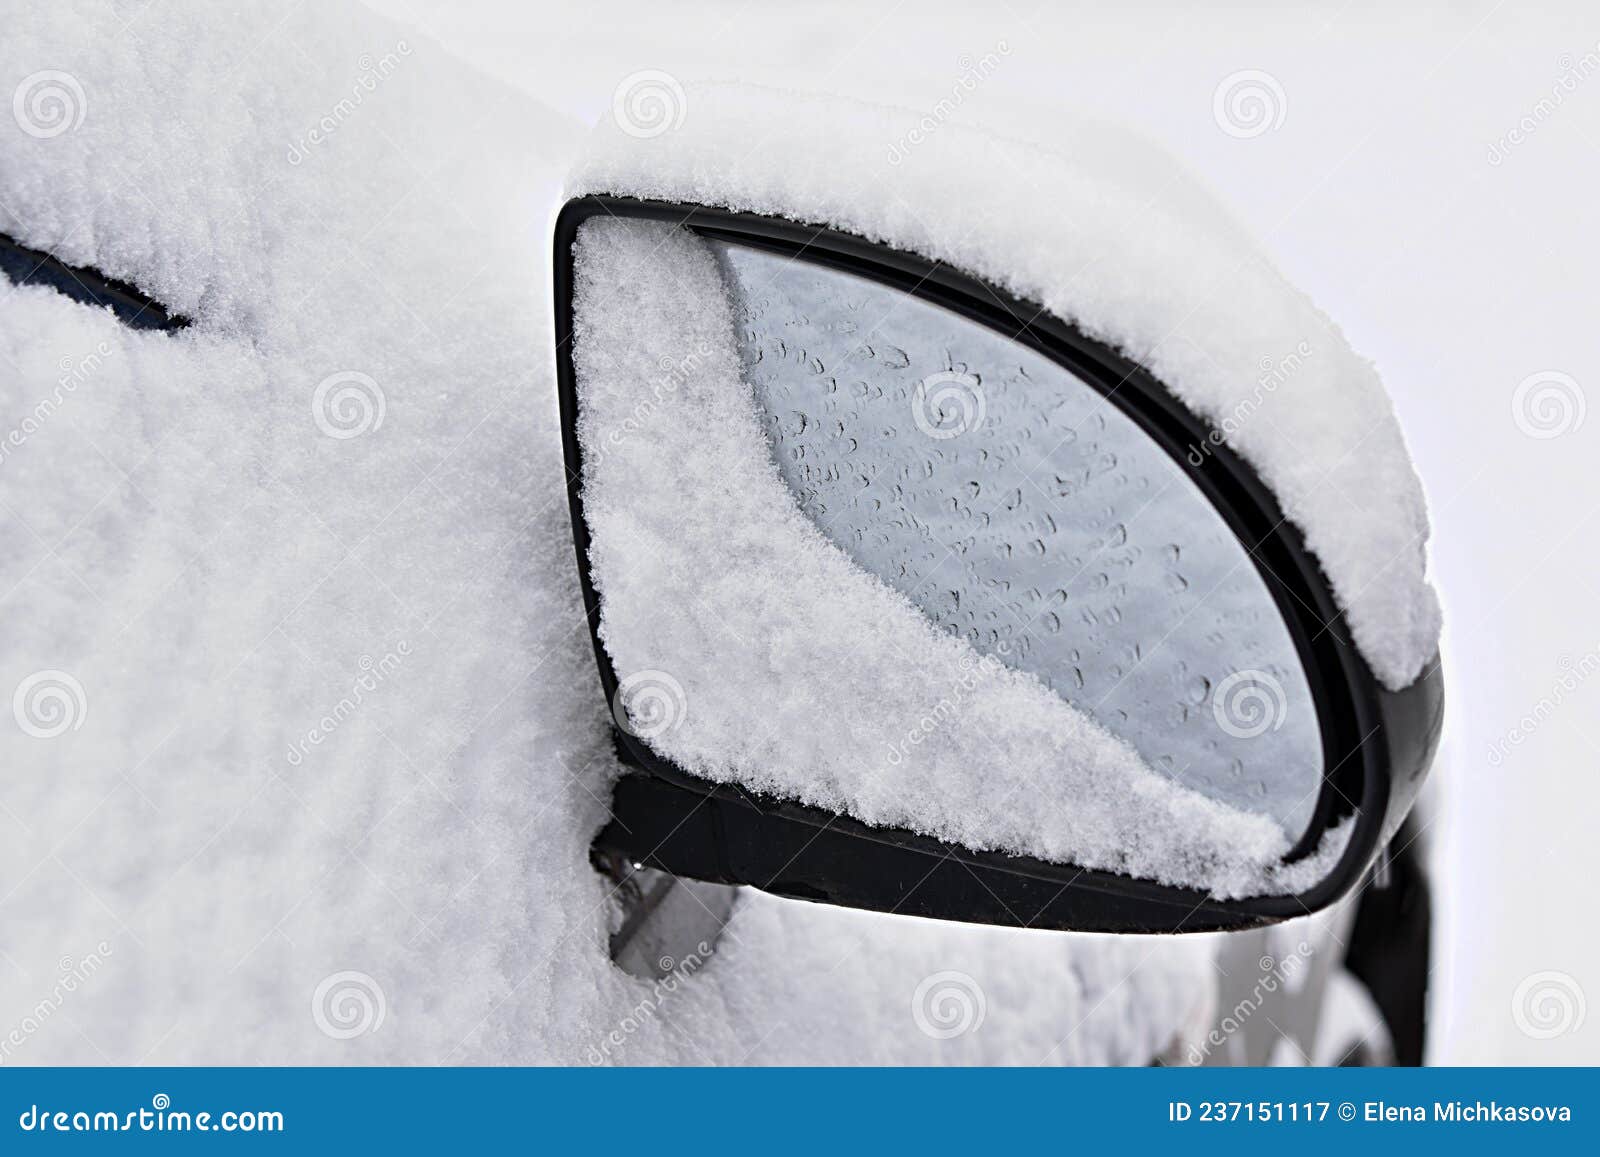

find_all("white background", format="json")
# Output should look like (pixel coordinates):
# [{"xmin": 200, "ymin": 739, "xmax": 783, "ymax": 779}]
[{"xmin": 368, "ymin": 0, "xmax": 1600, "ymax": 1064}]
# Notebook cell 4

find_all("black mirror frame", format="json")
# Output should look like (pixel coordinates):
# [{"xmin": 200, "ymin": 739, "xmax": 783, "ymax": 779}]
[{"xmin": 553, "ymin": 194, "xmax": 1444, "ymax": 933}]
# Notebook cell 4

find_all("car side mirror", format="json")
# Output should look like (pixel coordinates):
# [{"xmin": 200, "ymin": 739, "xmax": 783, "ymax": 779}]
[{"xmin": 553, "ymin": 193, "xmax": 1442, "ymax": 934}]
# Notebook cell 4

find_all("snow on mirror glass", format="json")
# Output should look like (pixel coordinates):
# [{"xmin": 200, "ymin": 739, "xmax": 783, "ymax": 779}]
[
  {"xmin": 573, "ymin": 217, "xmax": 1340, "ymax": 894},
  {"xmin": 709, "ymin": 240, "xmax": 1323, "ymax": 840}
]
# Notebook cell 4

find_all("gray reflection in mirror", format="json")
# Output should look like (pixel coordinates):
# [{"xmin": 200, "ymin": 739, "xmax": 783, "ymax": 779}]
[{"xmin": 710, "ymin": 239, "xmax": 1323, "ymax": 841}]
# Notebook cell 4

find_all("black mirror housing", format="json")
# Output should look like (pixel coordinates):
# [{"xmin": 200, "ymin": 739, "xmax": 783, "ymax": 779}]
[{"xmin": 554, "ymin": 195, "xmax": 1443, "ymax": 934}]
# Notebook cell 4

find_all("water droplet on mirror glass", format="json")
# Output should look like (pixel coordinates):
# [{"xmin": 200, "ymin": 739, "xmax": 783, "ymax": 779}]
[{"xmin": 710, "ymin": 236, "xmax": 1322, "ymax": 839}]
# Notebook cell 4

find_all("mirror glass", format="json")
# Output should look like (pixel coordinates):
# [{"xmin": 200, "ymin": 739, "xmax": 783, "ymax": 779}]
[{"xmin": 709, "ymin": 239, "xmax": 1323, "ymax": 840}]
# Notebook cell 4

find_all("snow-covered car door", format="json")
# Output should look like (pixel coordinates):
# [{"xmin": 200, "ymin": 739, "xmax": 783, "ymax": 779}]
[{"xmin": 0, "ymin": 0, "xmax": 1214, "ymax": 1065}]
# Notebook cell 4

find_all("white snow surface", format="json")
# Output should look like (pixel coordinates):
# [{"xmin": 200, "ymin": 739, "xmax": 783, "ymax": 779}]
[
  {"xmin": 573, "ymin": 216, "xmax": 1348, "ymax": 896},
  {"xmin": 0, "ymin": 0, "xmax": 1214, "ymax": 1064},
  {"xmin": 569, "ymin": 82, "xmax": 1442, "ymax": 692},
  {"xmin": 333, "ymin": 0, "xmax": 1600, "ymax": 1068}
]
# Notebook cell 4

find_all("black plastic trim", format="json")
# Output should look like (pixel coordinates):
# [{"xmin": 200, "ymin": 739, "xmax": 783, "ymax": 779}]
[
  {"xmin": 1343, "ymin": 818, "xmax": 1432, "ymax": 1064},
  {"xmin": 554, "ymin": 195, "xmax": 1443, "ymax": 933},
  {"xmin": 1, "ymin": 232, "xmax": 188, "ymax": 331}
]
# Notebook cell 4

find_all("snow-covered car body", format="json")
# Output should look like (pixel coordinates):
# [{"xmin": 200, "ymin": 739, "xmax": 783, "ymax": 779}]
[{"xmin": 0, "ymin": 1, "xmax": 1436, "ymax": 1065}]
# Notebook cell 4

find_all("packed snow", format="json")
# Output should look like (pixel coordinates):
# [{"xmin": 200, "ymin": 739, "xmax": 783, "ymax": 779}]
[
  {"xmin": 0, "ymin": 0, "xmax": 1219, "ymax": 1064},
  {"xmin": 367, "ymin": 0, "xmax": 1600, "ymax": 1068}
]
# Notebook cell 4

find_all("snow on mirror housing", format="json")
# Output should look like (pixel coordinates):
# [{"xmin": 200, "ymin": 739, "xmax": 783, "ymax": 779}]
[{"xmin": 555, "ymin": 197, "xmax": 1443, "ymax": 933}]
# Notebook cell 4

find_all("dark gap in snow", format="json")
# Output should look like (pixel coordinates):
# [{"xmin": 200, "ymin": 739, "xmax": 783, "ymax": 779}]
[{"xmin": 0, "ymin": 232, "xmax": 189, "ymax": 331}]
